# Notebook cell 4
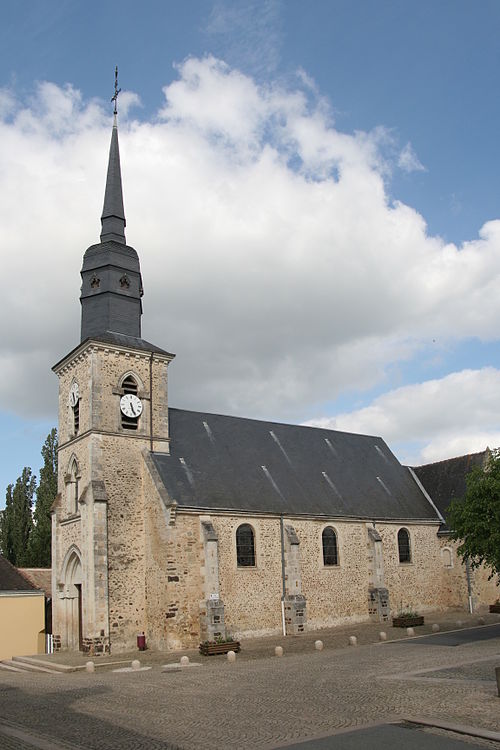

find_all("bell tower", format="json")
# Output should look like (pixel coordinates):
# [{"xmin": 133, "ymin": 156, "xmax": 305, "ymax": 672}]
[
  {"xmin": 51, "ymin": 71, "xmax": 174, "ymax": 653},
  {"xmin": 80, "ymin": 100, "xmax": 144, "ymax": 342}
]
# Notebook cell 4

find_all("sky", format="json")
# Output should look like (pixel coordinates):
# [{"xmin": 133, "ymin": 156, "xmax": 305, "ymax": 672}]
[{"xmin": 2, "ymin": 0, "xmax": 500, "ymax": 505}]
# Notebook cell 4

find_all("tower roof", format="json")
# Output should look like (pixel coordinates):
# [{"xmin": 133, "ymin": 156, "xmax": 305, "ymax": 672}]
[
  {"xmin": 100, "ymin": 115, "xmax": 126, "ymax": 244},
  {"xmin": 80, "ymin": 80, "xmax": 144, "ymax": 343}
]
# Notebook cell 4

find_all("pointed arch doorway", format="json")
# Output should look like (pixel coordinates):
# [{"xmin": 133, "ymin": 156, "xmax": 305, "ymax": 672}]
[{"xmin": 62, "ymin": 548, "xmax": 83, "ymax": 651}]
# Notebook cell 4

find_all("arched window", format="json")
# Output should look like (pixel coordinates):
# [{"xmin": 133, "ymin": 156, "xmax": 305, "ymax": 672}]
[
  {"xmin": 69, "ymin": 459, "xmax": 79, "ymax": 515},
  {"xmin": 121, "ymin": 375, "xmax": 139, "ymax": 430},
  {"xmin": 442, "ymin": 547, "xmax": 453, "ymax": 568},
  {"xmin": 73, "ymin": 400, "xmax": 80, "ymax": 434},
  {"xmin": 236, "ymin": 524, "xmax": 255, "ymax": 567},
  {"xmin": 398, "ymin": 528, "xmax": 411, "ymax": 563},
  {"xmin": 322, "ymin": 526, "xmax": 339, "ymax": 566}
]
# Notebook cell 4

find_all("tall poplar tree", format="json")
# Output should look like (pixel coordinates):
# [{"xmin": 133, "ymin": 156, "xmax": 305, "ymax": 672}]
[
  {"xmin": 29, "ymin": 429, "xmax": 58, "ymax": 566},
  {"xmin": 0, "ymin": 484, "xmax": 15, "ymax": 561},
  {"xmin": 10, "ymin": 468, "xmax": 36, "ymax": 566}
]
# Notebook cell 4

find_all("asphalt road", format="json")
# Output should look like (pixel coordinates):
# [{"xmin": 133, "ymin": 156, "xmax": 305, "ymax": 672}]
[
  {"xmin": 400, "ymin": 623, "xmax": 500, "ymax": 647},
  {"xmin": 281, "ymin": 723, "xmax": 498, "ymax": 749}
]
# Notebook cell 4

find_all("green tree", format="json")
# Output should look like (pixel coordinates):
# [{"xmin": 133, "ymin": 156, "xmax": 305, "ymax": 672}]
[
  {"xmin": 448, "ymin": 450, "xmax": 500, "ymax": 579},
  {"xmin": 29, "ymin": 429, "xmax": 58, "ymax": 567},
  {"xmin": 9, "ymin": 467, "xmax": 36, "ymax": 566},
  {"xmin": 0, "ymin": 484, "xmax": 15, "ymax": 562}
]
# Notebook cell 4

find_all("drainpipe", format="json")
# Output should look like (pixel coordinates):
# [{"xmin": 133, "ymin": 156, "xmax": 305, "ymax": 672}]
[
  {"xmin": 149, "ymin": 352, "xmax": 154, "ymax": 452},
  {"xmin": 465, "ymin": 557, "xmax": 473, "ymax": 613},
  {"xmin": 279, "ymin": 515, "xmax": 286, "ymax": 636}
]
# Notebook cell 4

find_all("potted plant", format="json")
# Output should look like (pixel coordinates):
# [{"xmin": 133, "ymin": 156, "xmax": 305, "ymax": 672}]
[
  {"xmin": 199, "ymin": 635, "xmax": 241, "ymax": 656},
  {"xmin": 392, "ymin": 609, "xmax": 424, "ymax": 628}
]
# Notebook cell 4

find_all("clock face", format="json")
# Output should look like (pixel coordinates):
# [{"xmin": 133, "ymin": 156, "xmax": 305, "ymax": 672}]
[
  {"xmin": 69, "ymin": 382, "xmax": 80, "ymax": 407},
  {"xmin": 120, "ymin": 393, "xmax": 143, "ymax": 418}
]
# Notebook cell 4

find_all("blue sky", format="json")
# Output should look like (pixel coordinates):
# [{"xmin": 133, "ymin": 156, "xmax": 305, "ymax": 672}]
[{"xmin": 2, "ymin": 0, "xmax": 500, "ymax": 505}]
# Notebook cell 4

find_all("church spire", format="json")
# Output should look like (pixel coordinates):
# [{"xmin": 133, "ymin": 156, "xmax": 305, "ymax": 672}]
[
  {"xmin": 80, "ymin": 68, "xmax": 143, "ymax": 343},
  {"xmin": 100, "ymin": 68, "xmax": 126, "ymax": 244}
]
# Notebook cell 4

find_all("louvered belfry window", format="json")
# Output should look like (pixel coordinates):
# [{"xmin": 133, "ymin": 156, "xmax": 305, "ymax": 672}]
[
  {"xmin": 70, "ymin": 460, "xmax": 79, "ymax": 515},
  {"xmin": 236, "ymin": 524, "xmax": 255, "ymax": 567},
  {"xmin": 121, "ymin": 375, "xmax": 139, "ymax": 430},
  {"xmin": 73, "ymin": 401, "xmax": 80, "ymax": 434},
  {"xmin": 398, "ymin": 528, "xmax": 411, "ymax": 563},
  {"xmin": 322, "ymin": 526, "xmax": 339, "ymax": 566}
]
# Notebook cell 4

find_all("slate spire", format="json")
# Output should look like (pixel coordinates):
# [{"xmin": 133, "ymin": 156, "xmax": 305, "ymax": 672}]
[
  {"xmin": 80, "ymin": 70, "xmax": 144, "ymax": 343},
  {"xmin": 100, "ymin": 114, "xmax": 126, "ymax": 244}
]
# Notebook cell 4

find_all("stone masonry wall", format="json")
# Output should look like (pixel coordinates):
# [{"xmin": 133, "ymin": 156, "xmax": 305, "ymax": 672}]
[
  {"xmin": 436, "ymin": 537, "xmax": 470, "ymax": 610},
  {"xmin": 90, "ymin": 345, "xmax": 171, "ymax": 453},
  {"xmin": 216, "ymin": 516, "xmax": 284, "ymax": 639},
  {"xmin": 98, "ymin": 433, "xmax": 147, "ymax": 651},
  {"xmin": 204, "ymin": 515, "xmax": 481, "ymax": 640},
  {"xmin": 470, "ymin": 563, "xmax": 500, "ymax": 606},
  {"xmin": 143, "ymin": 466, "xmax": 203, "ymax": 651},
  {"xmin": 297, "ymin": 519, "xmax": 368, "ymax": 629},
  {"xmin": 53, "ymin": 347, "xmax": 92, "ymax": 647},
  {"xmin": 53, "ymin": 341, "xmax": 172, "ymax": 652},
  {"xmin": 379, "ymin": 523, "xmax": 463, "ymax": 614},
  {"xmin": 436, "ymin": 536, "xmax": 499, "ymax": 609},
  {"xmin": 55, "ymin": 342, "xmax": 171, "ymax": 453}
]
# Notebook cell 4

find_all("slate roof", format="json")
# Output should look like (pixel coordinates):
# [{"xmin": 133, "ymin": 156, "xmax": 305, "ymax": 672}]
[
  {"xmin": 53, "ymin": 331, "xmax": 174, "ymax": 370},
  {"xmin": 0, "ymin": 556, "xmax": 41, "ymax": 593},
  {"xmin": 151, "ymin": 408, "xmax": 440, "ymax": 521},
  {"xmin": 100, "ymin": 120, "xmax": 126, "ymax": 244},
  {"xmin": 413, "ymin": 451, "xmax": 487, "ymax": 519},
  {"xmin": 89, "ymin": 331, "xmax": 174, "ymax": 357}
]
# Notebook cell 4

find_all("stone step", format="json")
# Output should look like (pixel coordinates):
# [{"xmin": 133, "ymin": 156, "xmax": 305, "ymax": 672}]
[
  {"xmin": 0, "ymin": 661, "xmax": 24, "ymax": 672},
  {"xmin": 11, "ymin": 655, "xmax": 77, "ymax": 673},
  {"xmin": 0, "ymin": 659, "xmax": 57, "ymax": 674}
]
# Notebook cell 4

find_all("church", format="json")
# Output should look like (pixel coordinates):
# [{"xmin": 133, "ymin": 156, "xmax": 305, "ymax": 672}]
[{"xmin": 51, "ymin": 103, "xmax": 498, "ymax": 655}]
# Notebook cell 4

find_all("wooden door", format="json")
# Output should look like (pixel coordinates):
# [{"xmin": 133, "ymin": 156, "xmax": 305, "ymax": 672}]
[{"xmin": 75, "ymin": 584, "xmax": 83, "ymax": 651}]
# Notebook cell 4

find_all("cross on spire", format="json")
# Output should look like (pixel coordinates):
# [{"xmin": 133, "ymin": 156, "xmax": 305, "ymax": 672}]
[
  {"xmin": 100, "ymin": 68, "xmax": 126, "ymax": 244},
  {"xmin": 111, "ymin": 66, "xmax": 121, "ymax": 116}
]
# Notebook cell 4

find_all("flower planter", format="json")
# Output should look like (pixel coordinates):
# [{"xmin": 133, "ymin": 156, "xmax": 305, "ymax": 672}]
[
  {"xmin": 392, "ymin": 615, "xmax": 424, "ymax": 628},
  {"xmin": 199, "ymin": 640, "xmax": 241, "ymax": 656},
  {"xmin": 489, "ymin": 604, "xmax": 500, "ymax": 614}
]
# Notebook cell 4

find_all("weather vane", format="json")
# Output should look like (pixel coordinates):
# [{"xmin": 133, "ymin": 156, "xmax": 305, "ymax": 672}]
[{"xmin": 111, "ymin": 66, "xmax": 121, "ymax": 115}]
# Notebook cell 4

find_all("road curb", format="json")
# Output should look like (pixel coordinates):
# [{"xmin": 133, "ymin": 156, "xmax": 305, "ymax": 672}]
[{"xmin": 405, "ymin": 716, "xmax": 500, "ymax": 743}]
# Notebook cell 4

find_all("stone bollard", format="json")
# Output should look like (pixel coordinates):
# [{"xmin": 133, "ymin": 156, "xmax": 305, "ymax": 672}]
[
  {"xmin": 275, "ymin": 646, "xmax": 283, "ymax": 657},
  {"xmin": 478, "ymin": 617, "xmax": 486, "ymax": 625},
  {"xmin": 348, "ymin": 636, "xmax": 357, "ymax": 647},
  {"xmin": 379, "ymin": 632, "xmax": 387, "ymax": 642},
  {"xmin": 406, "ymin": 627, "xmax": 415, "ymax": 637},
  {"xmin": 314, "ymin": 640, "xmax": 323, "ymax": 651},
  {"xmin": 85, "ymin": 661, "xmax": 95, "ymax": 673},
  {"xmin": 227, "ymin": 650, "xmax": 236, "ymax": 663},
  {"xmin": 496, "ymin": 667, "xmax": 500, "ymax": 697},
  {"xmin": 131, "ymin": 660, "xmax": 141, "ymax": 671},
  {"xmin": 432, "ymin": 623, "xmax": 440, "ymax": 632},
  {"xmin": 180, "ymin": 656, "xmax": 190, "ymax": 667}
]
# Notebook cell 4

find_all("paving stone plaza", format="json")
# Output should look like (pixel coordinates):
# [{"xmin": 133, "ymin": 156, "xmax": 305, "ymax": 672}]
[{"xmin": 1, "ymin": 613, "xmax": 499, "ymax": 749}]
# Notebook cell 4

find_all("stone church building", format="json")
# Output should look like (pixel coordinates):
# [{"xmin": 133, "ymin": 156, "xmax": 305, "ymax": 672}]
[{"xmin": 51, "ymin": 113, "xmax": 498, "ymax": 654}]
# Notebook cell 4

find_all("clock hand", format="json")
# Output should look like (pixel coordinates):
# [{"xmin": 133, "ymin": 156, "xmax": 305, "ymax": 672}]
[{"xmin": 130, "ymin": 402, "xmax": 136, "ymax": 416}]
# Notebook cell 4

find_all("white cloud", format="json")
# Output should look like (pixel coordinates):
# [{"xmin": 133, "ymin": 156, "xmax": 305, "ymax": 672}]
[
  {"xmin": 1, "ymin": 57, "xmax": 500, "ymax": 450},
  {"xmin": 398, "ymin": 141, "xmax": 426, "ymax": 173},
  {"xmin": 0, "ymin": 88, "xmax": 17, "ymax": 117},
  {"xmin": 307, "ymin": 368, "xmax": 500, "ymax": 464}
]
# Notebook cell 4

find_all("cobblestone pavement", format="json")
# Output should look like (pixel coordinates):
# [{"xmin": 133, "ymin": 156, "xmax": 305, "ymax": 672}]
[{"xmin": 0, "ymin": 615, "xmax": 499, "ymax": 749}]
